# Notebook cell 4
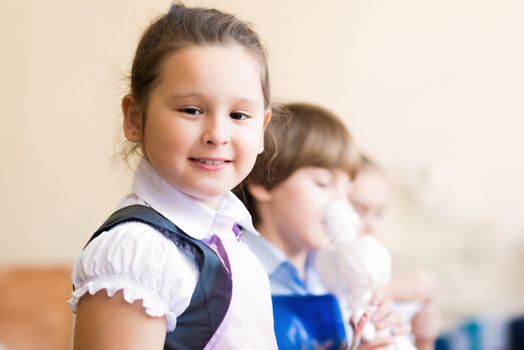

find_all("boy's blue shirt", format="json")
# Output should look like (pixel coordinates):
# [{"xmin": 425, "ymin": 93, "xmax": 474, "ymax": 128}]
[
  {"xmin": 243, "ymin": 231, "xmax": 328, "ymax": 295},
  {"xmin": 244, "ymin": 231, "xmax": 353, "ymax": 350}
]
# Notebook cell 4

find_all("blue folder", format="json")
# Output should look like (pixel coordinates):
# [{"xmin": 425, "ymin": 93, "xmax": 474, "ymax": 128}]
[{"xmin": 272, "ymin": 294, "xmax": 349, "ymax": 350}]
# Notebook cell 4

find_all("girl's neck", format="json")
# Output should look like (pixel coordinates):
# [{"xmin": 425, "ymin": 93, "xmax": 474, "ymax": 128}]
[
  {"xmin": 184, "ymin": 189, "xmax": 223, "ymax": 210},
  {"xmin": 195, "ymin": 196, "xmax": 220, "ymax": 210}
]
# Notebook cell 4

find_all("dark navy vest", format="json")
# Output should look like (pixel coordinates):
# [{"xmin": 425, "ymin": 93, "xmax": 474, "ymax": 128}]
[{"xmin": 82, "ymin": 204, "xmax": 233, "ymax": 349}]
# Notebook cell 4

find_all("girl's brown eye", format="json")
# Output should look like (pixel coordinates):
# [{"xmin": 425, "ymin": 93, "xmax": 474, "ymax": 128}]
[
  {"xmin": 179, "ymin": 107, "xmax": 202, "ymax": 115},
  {"xmin": 230, "ymin": 112, "xmax": 249, "ymax": 120}
]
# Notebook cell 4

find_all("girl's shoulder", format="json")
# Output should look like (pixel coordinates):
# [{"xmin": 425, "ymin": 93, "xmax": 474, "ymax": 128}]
[{"xmin": 69, "ymin": 221, "xmax": 199, "ymax": 332}]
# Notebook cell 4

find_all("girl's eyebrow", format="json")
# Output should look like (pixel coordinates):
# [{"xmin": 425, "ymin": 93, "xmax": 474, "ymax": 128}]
[
  {"xmin": 233, "ymin": 97, "xmax": 261, "ymax": 106},
  {"xmin": 168, "ymin": 94, "xmax": 262, "ymax": 108},
  {"xmin": 168, "ymin": 92, "xmax": 203, "ymax": 101}
]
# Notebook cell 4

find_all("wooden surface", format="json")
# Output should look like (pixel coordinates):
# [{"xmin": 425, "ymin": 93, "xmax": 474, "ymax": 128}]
[{"xmin": 0, "ymin": 266, "xmax": 73, "ymax": 350}]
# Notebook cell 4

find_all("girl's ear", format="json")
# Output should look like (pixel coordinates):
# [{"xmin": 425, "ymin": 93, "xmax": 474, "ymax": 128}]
[
  {"xmin": 258, "ymin": 109, "xmax": 272, "ymax": 154},
  {"xmin": 247, "ymin": 181, "xmax": 272, "ymax": 202},
  {"xmin": 122, "ymin": 94, "xmax": 143, "ymax": 142},
  {"xmin": 263, "ymin": 108, "xmax": 272, "ymax": 129}
]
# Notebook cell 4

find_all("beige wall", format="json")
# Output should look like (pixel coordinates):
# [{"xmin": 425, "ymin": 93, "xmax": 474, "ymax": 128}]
[{"xmin": 2, "ymin": 0, "xmax": 524, "ymax": 326}]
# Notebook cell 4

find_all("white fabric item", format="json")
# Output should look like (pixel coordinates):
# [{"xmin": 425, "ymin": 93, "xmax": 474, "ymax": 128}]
[
  {"xmin": 204, "ymin": 233, "xmax": 278, "ymax": 349},
  {"xmin": 316, "ymin": 201, "xmax": 415, "ymax": 350},
  {"xmin": 316, "ymin": 235, "xmax": 392, "ymax": 308},
  {"xmin": 69, "ymin": 221, "xmax": 197, "ymax": 331},
  {"xmin": 69, "ymin": 159, "xmax": 278, "ymax": 349},
  {"xmin": 323, "ymin": 199, "xmax": 361, "ymax": 244}
]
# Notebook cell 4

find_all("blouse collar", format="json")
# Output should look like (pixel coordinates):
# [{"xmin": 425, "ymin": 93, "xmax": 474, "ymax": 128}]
[{"xmin": 132, "ymin": 159, "xmax": 257, "ymax": 240}]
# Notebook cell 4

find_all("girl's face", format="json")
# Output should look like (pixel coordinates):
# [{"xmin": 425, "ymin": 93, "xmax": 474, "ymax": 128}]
[
  {"xmin": 349, "ymin": 169, "xmax": 389, "ymax": 236},
  {"xmin": 126, "ymin": 44, "xmax": 270, "ymax": 208},
  {"xmin": 258, "ymin": 167, "xmax": 351, "ymax": 254}
]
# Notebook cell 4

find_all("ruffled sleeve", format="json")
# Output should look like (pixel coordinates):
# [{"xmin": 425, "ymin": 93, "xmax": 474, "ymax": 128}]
[{"xmin": 68, "ymin": 222, "xmax": 199, "ymax": 332}]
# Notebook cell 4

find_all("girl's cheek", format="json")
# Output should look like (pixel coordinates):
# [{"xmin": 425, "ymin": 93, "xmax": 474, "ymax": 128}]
[{"xmin": 238, "ymin": 134, "xmax": 261, "ymax": 153}]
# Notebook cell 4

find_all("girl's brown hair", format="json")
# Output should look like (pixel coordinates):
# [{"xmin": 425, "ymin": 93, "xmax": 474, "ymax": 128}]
[
  {"xmin": 236, "ymin": 102, "xmax": 361, "ymax": 224},
  {"xmin": 122, "ymin": 3, "xmax": 272, "ymax": 162}
]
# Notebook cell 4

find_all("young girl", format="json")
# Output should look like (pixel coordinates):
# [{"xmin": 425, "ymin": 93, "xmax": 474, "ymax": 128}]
[
  {"xmin": 349, "ymin": 156, "xmax": 441, "ymax": 350},
  {"xmin": 69, "ymin": 4, "xmax": 279, "ymax": 349},
  {"xmin": 237, "ymin": 103, "xmax": 406, "ymax": 349}
]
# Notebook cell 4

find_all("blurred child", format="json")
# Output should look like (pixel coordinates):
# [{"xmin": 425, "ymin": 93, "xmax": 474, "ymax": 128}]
[
  {"xmin": 237, "ymin": 102, "xmax": 407, "ymax": 349},
  {"xmin": 69, "ymin": 4, "xmax": 280, "ymax": 349},
  {"xmin": 349, "ymin": 156, "xmax": 442, "ymax": 350}
]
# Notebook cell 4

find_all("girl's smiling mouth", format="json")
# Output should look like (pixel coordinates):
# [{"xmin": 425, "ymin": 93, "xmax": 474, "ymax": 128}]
[{"xmin": 189, "ymin": 157, "xmax": 232, "ymax": 170}]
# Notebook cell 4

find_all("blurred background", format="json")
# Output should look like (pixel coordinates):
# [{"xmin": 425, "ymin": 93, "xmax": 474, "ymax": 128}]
[{"xmin": 1, "ymin": 0, "xmax": 523, "ymax": 349}]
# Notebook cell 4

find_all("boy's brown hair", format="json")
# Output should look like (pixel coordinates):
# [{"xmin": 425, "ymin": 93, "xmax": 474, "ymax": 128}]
[{"xmin": 236, "ymin": 102, "xmax": 361, "ymax": 224}]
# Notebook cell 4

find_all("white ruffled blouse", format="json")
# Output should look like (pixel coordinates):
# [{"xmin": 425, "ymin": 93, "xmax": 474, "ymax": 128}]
[{"xmin": 68, "ymin": 159, "xmax": 261, "ymax": 333}]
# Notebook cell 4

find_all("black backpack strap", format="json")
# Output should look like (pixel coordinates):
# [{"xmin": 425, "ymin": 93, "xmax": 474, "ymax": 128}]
[{"xmin": 83, "ymin": 204, "xmax": 233, "ymax": 350}]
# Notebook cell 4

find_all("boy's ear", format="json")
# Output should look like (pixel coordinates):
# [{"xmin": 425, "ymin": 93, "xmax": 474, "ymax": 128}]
[
  {"xmin": 122, "ymin": 94, "xmax": 143, "ymax": 142},
  {"xmin": 247, "ymin": 181, "xmax": 272, "ymax": 202}
]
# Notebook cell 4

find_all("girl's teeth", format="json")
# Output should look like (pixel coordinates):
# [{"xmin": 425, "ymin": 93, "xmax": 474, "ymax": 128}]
[{"xmin": 198, "ymin": 159, "xmax": 224, "ymax": 165}]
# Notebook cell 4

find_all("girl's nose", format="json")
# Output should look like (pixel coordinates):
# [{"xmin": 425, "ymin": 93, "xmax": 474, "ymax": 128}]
[{"xmin": 201, "ymin": 115, "xmax": 230, "ymax": 146}]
